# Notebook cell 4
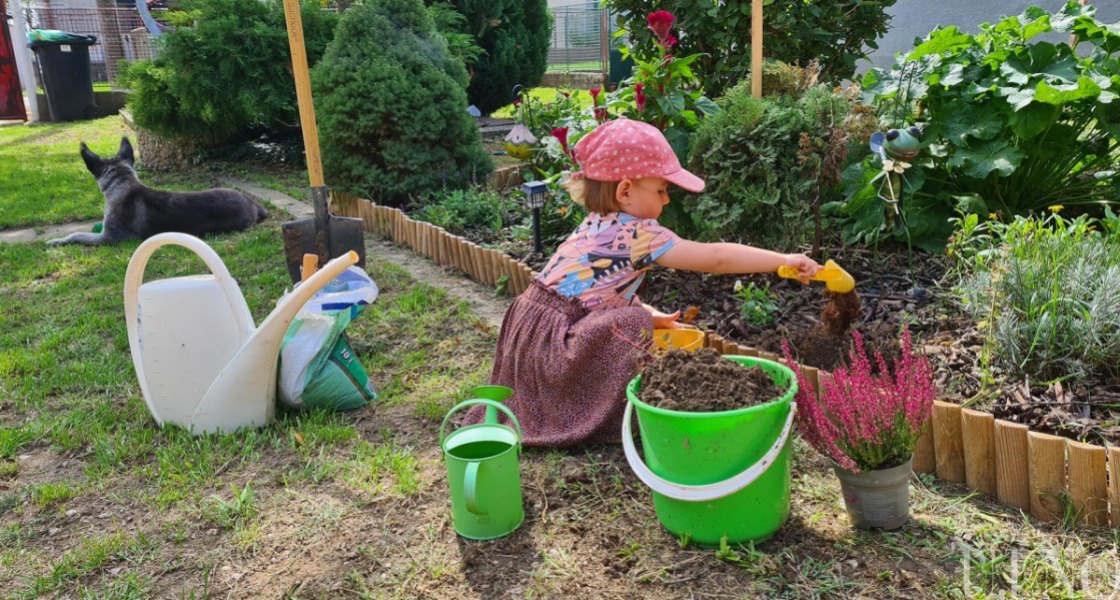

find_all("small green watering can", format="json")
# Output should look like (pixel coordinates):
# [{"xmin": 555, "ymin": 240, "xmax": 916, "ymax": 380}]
[{"xmin": 439, "ymin": 386, "xmax": 524, "ymax": 540}]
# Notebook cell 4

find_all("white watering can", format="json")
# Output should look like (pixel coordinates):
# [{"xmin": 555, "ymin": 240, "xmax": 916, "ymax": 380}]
[{"xmin": 123, "ymin": 233, "xmax": 359, "ymax": 435}]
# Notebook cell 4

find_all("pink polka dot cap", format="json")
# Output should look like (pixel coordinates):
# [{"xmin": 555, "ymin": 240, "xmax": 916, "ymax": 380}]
[{"xmin": 572, "ymin": 117, "xmax": 705, "ymax": 192}]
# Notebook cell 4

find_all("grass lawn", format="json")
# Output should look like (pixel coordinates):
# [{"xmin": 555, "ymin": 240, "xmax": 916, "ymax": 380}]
[{"xmin": 1, "ymin": 117, "xmax": 1118, "ymax": 598}]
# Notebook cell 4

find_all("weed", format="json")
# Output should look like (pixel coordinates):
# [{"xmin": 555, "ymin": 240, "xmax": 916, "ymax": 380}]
[
  {"xmin": 203, "ymin": 482, "xmax": 257, "ymax": 529},
  {"xmin": 31, "ymin": 481, "xmax": 76, "ymax": 508},
  {"xmin": 677, "ymin": 531, "xmax": 692, "ymax": 549},
  {"xmin": 732, "ymin": 280, "xmax": 780, "ymax": 326},
  {"xmin": 0, "ymin": 460, "xmax": 18, "ymax": 478}
]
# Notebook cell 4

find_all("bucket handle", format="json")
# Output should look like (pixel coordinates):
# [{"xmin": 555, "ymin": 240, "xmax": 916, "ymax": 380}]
[
  {"xmin": 440, "ymin": 399, "xmax": 522, "ymax": 516},
  {"xmin": 439, "ymin": 399, "xmax": 522, "ymax": 449},
  {"xmin": 621, "ymin": 401, "xmax": 796, "ymax": 502}
]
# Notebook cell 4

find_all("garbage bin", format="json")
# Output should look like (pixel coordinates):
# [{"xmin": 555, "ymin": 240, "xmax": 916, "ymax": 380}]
[
  {"xmin": 609, "ymin": 48, "xmax": 634, "ymax": 86},
  {"xmin": 28, "ymin": 30, "xmax": 100, "ymax": 122}
]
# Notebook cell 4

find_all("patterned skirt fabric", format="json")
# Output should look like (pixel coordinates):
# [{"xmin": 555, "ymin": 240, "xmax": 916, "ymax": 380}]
[{"xmin": 461, "ymin": 280, "xmax": 653, "ymax": 448}]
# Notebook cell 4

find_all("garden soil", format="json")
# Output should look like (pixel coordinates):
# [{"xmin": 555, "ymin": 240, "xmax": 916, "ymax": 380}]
[{"xmin": 639, "ymin": 348, "xmax": 786, "ymax": 412}]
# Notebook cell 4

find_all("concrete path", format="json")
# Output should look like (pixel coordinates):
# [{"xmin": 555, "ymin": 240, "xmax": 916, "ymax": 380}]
[{"xmin": 0, "ymin": 220, "xmax": 100, "ymax": 244}]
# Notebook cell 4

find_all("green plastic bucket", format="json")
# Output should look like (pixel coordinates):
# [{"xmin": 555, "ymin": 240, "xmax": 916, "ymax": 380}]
[
  {"xmin": 440, "ymin": 387, "xmax": 525, "ymax": 540},
  {"xmin": 623, "ymin": 356, "xmax": 797, "ymax": 546}
]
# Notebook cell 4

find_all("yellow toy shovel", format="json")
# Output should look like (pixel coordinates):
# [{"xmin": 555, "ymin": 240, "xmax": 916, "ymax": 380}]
[{"xmin": 777, "ymin": 259, "xmax": 855, "ymax": 293}]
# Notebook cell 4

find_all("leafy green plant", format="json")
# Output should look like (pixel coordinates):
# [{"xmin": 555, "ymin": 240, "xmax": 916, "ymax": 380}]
[
  {"xmin": 604, "ymin": 0, "xmax": 897, "ymax": 97},
  {"xmin": 425, "ymin": 1, "xmax": 483, "ymax": 67},
  {"xmin": 949, "ymin": 210, "xmax": 1120, "ymax": 384},
  {"xmin": 844, "ymin": 3, "xmax": 1120, "ymax": 248},
  {"xmin": 412, "ymin": 188, "xmax": 525, "ymax": 241},
  {"xmin": 684, "ymin": 82, "xmax": 867, "ymax": 247},
  {"xmin": 732, "ymin": 280, "xmax": 779, "ymax": 327},
  {"xmin": 312, "ymin": 0, "xmax": 492, "ymax": 206},
  {"xmin": 119, "ymin": 0, "xmax": 338, "ymax": 142}
]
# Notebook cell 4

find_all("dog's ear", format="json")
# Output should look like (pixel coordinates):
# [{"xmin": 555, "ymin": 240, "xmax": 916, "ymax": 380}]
[
  {"xmin": 80, "ymin": 142, "xmax": 104, "ymax": 177},
  {"xmin": 118, "ymin": 136, "xmax": 135, "ymax": 166}
]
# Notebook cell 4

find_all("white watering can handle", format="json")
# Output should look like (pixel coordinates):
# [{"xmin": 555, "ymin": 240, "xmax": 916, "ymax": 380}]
[
  {"xmin": 123, "ymin": 233, "xmax": 256, "ymax": 426},
  {"xmin": 621, "ymin": 401, "xmax": 796, "ymax": 502}
]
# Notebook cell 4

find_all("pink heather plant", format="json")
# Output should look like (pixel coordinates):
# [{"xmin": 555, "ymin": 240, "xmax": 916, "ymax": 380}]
[{"xmin": 782, "ymin": 328, "xmax": 936, "ymax": 473}]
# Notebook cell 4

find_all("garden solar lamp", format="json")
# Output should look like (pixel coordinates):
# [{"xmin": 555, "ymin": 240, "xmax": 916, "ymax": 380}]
[
  {"xmin": 279, "ymin": 0, "xmax": 366, "ymax": 283},
  {"xmin": 521, "ymin": 180, "xmax": 549, "ymax": 255}
]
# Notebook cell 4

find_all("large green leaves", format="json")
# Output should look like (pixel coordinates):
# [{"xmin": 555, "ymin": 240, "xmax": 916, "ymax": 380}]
[
  {"xmin": 847, "ymin": 1, "xmax": 1119, "ymax": 251},
  {"xmin": 943, "ymin": 103, "xmax": 1004, "ymax": 145},
  {"xmin": 947, "ymin": 140, "xmax": 1025, "ymax": 179}
]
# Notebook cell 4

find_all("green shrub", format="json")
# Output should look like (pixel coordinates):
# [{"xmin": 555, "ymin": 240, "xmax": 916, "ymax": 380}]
[
  {"xmin": 426, "ymin": 1, "xmax": 483, "ymax": 67},
  {"xmin": 682, "ymin": 83, "xmax": 864, "ymax": 248},
  {"xmin": 604, "ymin": 0, "xmax": 896, "ymax": 98},
  {"xmin": 844, "ymin": 3, "xmax": 1120, "ymax": 248},
  {"xmin": 454, "ymin": 0, "xmax": 552, "ymax": 115},
  {"xmin": 312, "ymin": 0, "xmax": 492, "ymax": 206},
  {"xmin": 949, "ymin": 211, "xmax": 1120, "ymax": 384},
  {"xmin": 119, "ymin": 0, "xmax": 338, "ymax": 141},
  {"xmin": 412, "ymin": 188, "xmax": 525, "ymax": 240}
]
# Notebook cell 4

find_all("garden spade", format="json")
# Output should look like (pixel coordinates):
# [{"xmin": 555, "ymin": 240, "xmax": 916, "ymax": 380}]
[
  {"xmin": 777, "ymin": 259, "xmax": 855, "ymax": 294},
  {"xmin": 279, "ymin": 0, "xmax": 365, "ymax": 283}
]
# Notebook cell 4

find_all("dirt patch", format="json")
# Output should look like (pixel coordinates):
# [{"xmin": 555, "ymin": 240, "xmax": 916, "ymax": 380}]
[{"xmin": 639, "ymin": 348, "xmax": 787, "ymax": 412}]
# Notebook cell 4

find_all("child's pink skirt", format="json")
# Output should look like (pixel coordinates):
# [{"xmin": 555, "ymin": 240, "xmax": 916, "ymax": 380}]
[{"xmin": 462, "ymin": 280, "xmax": 653, "ymax": 448}]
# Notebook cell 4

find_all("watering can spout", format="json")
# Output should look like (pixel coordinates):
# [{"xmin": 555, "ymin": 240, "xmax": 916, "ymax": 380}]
[{"xmin": 188, "ymin": 251, "xmax": 359, "ymax": 433}]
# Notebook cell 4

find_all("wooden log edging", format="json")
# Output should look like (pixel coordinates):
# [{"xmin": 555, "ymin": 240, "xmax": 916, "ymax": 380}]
[
  {"xmin": 331, "ymin": 193, "xmax": 534, "ymax": 297},
  {"xmin": 701, "ymin": 332, "xmax": 1118, "ymax": 529}
]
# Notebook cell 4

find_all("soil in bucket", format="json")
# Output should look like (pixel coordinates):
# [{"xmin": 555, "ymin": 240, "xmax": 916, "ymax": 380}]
[{"xmin": 639, "ymin": 348, "xmax": 785, "ymax": 412}]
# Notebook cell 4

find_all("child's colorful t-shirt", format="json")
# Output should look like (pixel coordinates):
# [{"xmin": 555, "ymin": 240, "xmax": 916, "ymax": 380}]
[{"xmin": 536, "ymin": 212, "xmax": 680, "ymax": 310}]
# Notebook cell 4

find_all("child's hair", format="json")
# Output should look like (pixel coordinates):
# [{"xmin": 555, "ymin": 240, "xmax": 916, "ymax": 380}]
[{"xmin": 563, "ymin": 176, "xmax": 621, "ymax": 214}]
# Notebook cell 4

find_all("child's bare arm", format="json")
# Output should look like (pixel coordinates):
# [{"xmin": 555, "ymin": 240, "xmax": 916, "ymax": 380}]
[{"xmin": 656, "ymin": 239, "xmax": 820, "ymax": 279}]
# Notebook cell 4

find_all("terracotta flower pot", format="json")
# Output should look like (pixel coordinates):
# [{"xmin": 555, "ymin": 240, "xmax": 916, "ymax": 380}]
[{"xmin": 832, "ymin": 456, "xmax": 912, "ymax": 530}]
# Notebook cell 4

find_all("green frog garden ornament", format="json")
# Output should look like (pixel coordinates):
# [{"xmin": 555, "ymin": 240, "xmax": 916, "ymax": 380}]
[{"xmin": 869, "ymin": 127, "xmax": 922, "ymax": 230}]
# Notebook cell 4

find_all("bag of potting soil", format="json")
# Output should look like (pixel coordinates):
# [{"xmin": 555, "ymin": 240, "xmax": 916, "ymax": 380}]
[{"xmin": 278, "ymin": 267, "xmax": 379, "ymax": 411}]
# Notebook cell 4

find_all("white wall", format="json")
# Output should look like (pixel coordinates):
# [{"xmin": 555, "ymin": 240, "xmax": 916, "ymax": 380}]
[{"xmin": 863, "ymin": 0, "xmax": 1120, "ymax": 73}]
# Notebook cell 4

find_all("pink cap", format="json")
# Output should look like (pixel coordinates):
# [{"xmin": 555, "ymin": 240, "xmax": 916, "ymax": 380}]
[{"xmin": 572, "ymin": 117, "xmax": 705, "ymax": 192}]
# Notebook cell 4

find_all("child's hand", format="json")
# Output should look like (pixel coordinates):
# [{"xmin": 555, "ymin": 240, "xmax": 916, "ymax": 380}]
[
  {"xmin": 782, "ymin": 254, "xmax": 820, "ymax": 283},
  {"xmin": 646, "ymin": 306, "xmax": 684, "ymax": 329}
]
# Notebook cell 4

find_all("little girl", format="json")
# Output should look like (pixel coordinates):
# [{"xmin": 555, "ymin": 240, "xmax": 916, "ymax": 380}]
[{"xmin": 467, "ymin": 117, "xmax": 820, "ymax": 448}]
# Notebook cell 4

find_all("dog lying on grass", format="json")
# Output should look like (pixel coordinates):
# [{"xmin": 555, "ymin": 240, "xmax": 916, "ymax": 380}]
[{"xmin": 46, "ymin": 137, "xmax": 268, "ymax": 246}]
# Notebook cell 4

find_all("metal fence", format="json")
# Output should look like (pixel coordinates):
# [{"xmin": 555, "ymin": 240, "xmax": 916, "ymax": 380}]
[
  {"xmin": 20, "ymin": 5, "xmax": 155, "ymax": 87},
  {"xmin": 548, "ymin": 4, "xmax": 607, "ymax": 74}
]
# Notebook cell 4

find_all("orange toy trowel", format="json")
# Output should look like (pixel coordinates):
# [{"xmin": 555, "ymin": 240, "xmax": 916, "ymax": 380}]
[{"xmin": 777, "ymin": 259, "xmax": 855, "ymax": 293}]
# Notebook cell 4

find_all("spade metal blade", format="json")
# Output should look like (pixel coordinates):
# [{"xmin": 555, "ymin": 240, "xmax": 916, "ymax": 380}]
[{"xmin": 281, "ymin": 186, "xmax": 365, "ymax": 283}]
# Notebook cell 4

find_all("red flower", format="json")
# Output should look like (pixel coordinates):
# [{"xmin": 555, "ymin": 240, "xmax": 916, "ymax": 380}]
[
  {"xmin": 658, "ymin": 33, "xmax": 678, "ymax": 49},
  {"xmin": 552, "ymin": 127, "xmax": 570, "ymax": 156},
  {"xmin": 513, "ymin": 97, "xmax": 522, "ymax": 105},
  {"xmin": 589, "ymin": 87, "xmax": 601, "ymax": 106},
  {"xmin": 634, "ymin": 83, "xmax": 646, "ymax": 113},
  {"xmin": 647, "ymin": 10, "xmax": 675, "ymax": 44}
]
